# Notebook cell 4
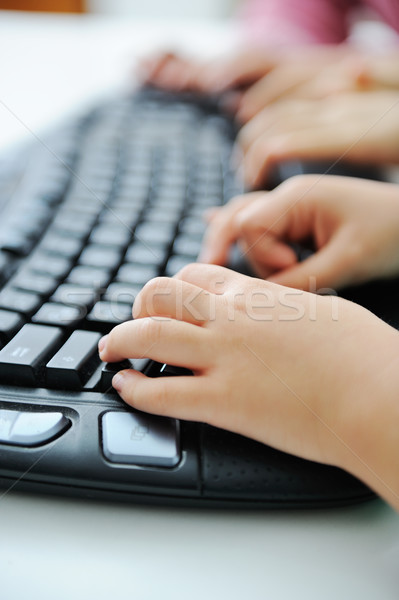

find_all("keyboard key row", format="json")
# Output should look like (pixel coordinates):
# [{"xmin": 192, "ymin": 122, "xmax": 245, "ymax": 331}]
[{"xmin": 0, "ymin": 324, "xmax": 148, "ymax": 391}]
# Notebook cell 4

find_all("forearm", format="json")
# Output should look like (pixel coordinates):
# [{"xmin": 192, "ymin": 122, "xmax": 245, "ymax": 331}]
[
  {"xmin": 239, "ymin": 0, "xmax": 351, "ymax": 46},
  {"xmin": 332, "ymin": 326, "xmax": 399, "ymax": 510}
]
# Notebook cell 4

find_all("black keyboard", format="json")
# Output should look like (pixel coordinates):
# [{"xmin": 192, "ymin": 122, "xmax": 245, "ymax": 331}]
[{"xmin": 0, "ymin": 88, "xmax": 376, "ymax": 507}]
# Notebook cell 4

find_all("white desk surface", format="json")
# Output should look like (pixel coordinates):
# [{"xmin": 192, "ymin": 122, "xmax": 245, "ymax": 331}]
[{"xmin": 0, "ymin": 11, "xmax": 398, "ymax": 600}]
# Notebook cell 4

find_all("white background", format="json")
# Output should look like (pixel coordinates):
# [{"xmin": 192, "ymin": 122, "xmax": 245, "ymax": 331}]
[{"xmin": 87, "ymin": 0, "xmax": 239, "ymax": 19}]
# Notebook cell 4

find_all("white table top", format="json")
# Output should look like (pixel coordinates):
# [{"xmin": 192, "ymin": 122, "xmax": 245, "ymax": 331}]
[{"xmin": 0, "ymin": 12, "xmax": 398, "ymax": 600}]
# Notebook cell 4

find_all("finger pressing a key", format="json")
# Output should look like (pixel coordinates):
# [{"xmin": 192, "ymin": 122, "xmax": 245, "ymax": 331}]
[{"xmin": 99, "ymin": 317, "xmax": 211, "ymax": 371}]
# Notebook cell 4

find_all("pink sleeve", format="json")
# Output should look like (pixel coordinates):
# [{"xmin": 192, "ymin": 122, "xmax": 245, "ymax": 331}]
[
  {"xmin": 239, "ymin": 0, "xmax": 354, "ymax": 46},
  {"xmin": 366, "ymin": 0, "xmax": 399, "ymax": 35}
]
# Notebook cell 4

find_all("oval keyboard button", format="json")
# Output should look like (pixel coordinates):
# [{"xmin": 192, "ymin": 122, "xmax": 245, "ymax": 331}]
[{"xmin": 0, "ymin": 408, "xmax": 70, "ymax": 447}]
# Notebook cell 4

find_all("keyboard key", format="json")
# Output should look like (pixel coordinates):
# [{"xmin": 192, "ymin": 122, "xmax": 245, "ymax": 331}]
[
  {"xmin": 51, "ymin": 284, "xmax": 99, "ymax": 308},
  {"xmin": 89, "ymin": 224, "xmax": 132, "ymax": 248},
  {"xmin": 124, "ymin": 243, "xmax": 167, "ymax": 267},
  {"xmin": 8, "ymin": 204, "xmax": 49, "ymax": 240},
  {"xmin": 39, "ymin": 233, "xmax": 82, "ymax": 259},
  {"xmin": 87, "ymin": 301, "xmax": 132, "ymax": 326},
  {"xmin": 100, "ymin": 358, "xmax": 149, "ymax": 391},
  {"xmin": 10, "ymin": 272, "xmax": 57, "ymax": 296},
  {"xmin": 63, "ymin": 195, "xmax": 103, "ymax": 215},
  {"xmin": 32, "ymin": 302, "xmax": 84, "ymax": 327},
  {"xmin": 134, "ymin": 222, "xmax": 175, "ymax": 246},
  {"xmin": 46, "ymin": 330, "xmax": 102, "ymax": 389},
  {"xmin": 116, "ymin": 263, "xmax": 158, "ymax": 286},
  {"xmin": 0, "ymin": 408, "xmax": 70, "ymax": 447},
  {"xmin": 103, "ymin": 283, "xmax": 142, "ymax": 306},
  {"xmin": 101, "ymin": 360, "xmax": 133, "ymax": 391},
  {"xmin": 79, "ymin": 245, "xmax": 122, "ymax": 269},
  {"xmin": 67, "ymin": 266, "xmax": 111, "ymax": 289},
  {"xmin": 152, "ymin": 189, "xmax": 186, "ymax": 209},
  {"xmin": 52, "ymin": 214, "xmax": 90, "ymax": 239},
  {"xmin": 102, "ymin": 411, "xmax": 180, "ymax": 467},
  {"xmin": 172, "ymin": 235, "xmax": 202, "ymax": 259},
  {"xmin": 0, "ymin": 288, "xmax": 42, "ymax": 315},
  {"xmin": 144, "ymin": 206, "xmax": 182, "ymax": 224},
  {"xmin": 0, "ymin": 251, "xmax": 11, "ymax": 282},
  {"xmin": 0, "ymin": 231, "xmax": 33, "ymax": 256},
  {"xmin": 164, "ymin": 255, "xmax": 193, "ymax": 277},
  {"xmin": 146, "ymin": 361, "xmax": 192, "ymax": 378},
  {"xmin": 0, "ymin": 309, "xmax": 24, "ymax": 343},
  {"xmin": 27, "ymin": 252, "xmax": 72, "ymax": 279},
  {"xmin": 0, "ymin": 324, "xmax": 63, "ymax": 385},
  {"xmin": 179, "ymin": 217, "xmax": 207, "ymax": 238},
  {"xmin": 53, "ymin": 209, "xmax": 96, "ymax": 234},
  {"xmin": 100, "ymin": 207, "xmax": 140, "ymax": 228}
]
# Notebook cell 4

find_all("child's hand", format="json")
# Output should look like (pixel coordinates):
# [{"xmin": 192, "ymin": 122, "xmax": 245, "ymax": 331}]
[
  {"xmin": 137, "ymin": 47, "xmax": 383, "ymax": 120},
  {"xmin": 199, "ymin": 175, "xmax": 399, "ymax": 291},
  {"xmin": 236, "ymin": 48, "xmax": 364, "ymax": 121},
  {"xmin": 236, "ymin": 50, "xmax": 399, "ymax": 121},
  {"xmin": 99, "ymin": 263, "xmax": 399, "ymax": 509},
  {"xmin": 137, "ymin": 49, "xmax": 278, "ymax": 93},
  {"xmin": 137, "ymin": 47, "xmax": 348, "ymax": 97},
  {"xmin": 238, "ymin": 90, "xmax": 399, "ymax": 187}
]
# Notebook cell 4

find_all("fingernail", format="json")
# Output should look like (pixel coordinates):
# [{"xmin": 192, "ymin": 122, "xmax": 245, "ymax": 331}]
[
  {"xmin": 98, "ymin": 334, "xmax": 108, "ymax": 356},
  {"xmin": 112, "ymin": 371, "xmax": 125, "ymax": 393}
]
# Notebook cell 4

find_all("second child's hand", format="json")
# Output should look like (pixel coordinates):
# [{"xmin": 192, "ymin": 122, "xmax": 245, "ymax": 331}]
[{"xmin": 199, "ymin": 176, "xmax": 399, "ymax": 291}]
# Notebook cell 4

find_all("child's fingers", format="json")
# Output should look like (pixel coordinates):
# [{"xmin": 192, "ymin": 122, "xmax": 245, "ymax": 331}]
[
  {"xmin": 138, "ymin": 51, "xmax": 177, "ymax": 83},
  {"xmin": 234, "ymin": 183, "xmax": 311, "ymax": 239},
  {"xmin": 173, "ymin": 262, "xmax": 250, "ymax": 294},
  {"xmin": 133, "ymin": 277, "xmax": 214, "ymax": 325},
  {"xmin": 112, "ymin": 369, "xmax": 214, "ymax": 423},
  {"xmin": 200, "ymin": 179, "xmax": 318, "ymax": 270},
  {"xmin": 201, "ymin": 51, "xmax": 276, "ymax": 93},
  {"xmin": 153, "ymin": 58, "xmax": 190, "ymax": 90},
  {"xmin": 240, "ymin": 234, "xmax": 298, "ymax": 277},
  {"xmin": 238, "ymin": 100, "xmax": 318, "ymax": 154},
  {"xmin": 268, "ymin": 232, "xmax": 356, "ymax": 291},
  {"xmin": 203, "ymin": 206, "xmax": 221, "ymax": 223},
  {"xmin": 198, "ymin": 193, "xmax": 264, "ymax": 265},
  {"xmin": 100, "ymin": 317, "xmax": 211, "ymax": 370},
  {"xmin": 237, "ymin": 66, "xmax": 312, "ymax": 121},
  {"xmin": 243, "ymin": 126, "xmax": 343, "ymax": 187}
]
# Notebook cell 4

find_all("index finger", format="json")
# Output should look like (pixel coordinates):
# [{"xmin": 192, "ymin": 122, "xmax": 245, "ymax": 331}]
[{"xmin": 198, "ymin": 192, "xmax": 265, "ymax": 265}]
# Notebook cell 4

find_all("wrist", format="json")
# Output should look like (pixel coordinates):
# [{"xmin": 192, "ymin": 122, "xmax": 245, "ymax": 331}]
[{"xmin": 331, "ymin": 321, "xmax": 399, "ymax": 509}]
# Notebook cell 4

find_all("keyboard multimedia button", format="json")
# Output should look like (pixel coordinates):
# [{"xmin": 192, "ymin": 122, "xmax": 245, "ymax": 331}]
[
  {"xmin": 102, "ymin": 411, "xmax": 180, "ymax": 467},
  {"xmin": 0, "ymin": 408, "xmax": 70, "ymax": 447}
]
